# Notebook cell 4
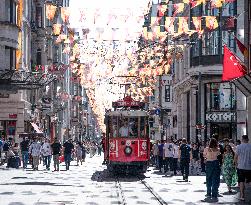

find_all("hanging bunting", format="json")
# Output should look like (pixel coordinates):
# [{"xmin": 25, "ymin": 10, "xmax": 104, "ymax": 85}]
[
  {"xmin": 178, "ymin": 17, "xmax": 189, "ymax": 34},
  {"xmin": 46, "ymin": 4, "xmax": 57, "ymax": 20},
  {"xmin": 211, "ymin": 0, "xmax": 223, "ymax": 8},
  {"xmin": 192, "ymin": 16, "xmax": 203, "ymax": 36},
  {"xmin": 151, "ymin": 16, "xmax": 161, "ymax": 26},
  {"xmin": 192, "ymin": 16, "xmax": 201, "ymax": 31},
  {"xmin": 190, "ymin": 0, "xmax": 205, "ymax": 9},
  {"xmin": 173, "ymin": 3, "xmax": 185, "ymax": 16},
  {"xmin": 53, "ymin": 24, "xmax": 62, "ymax": 35},
  {"xmin": 165, "ymin": 17, "xmax": 175, "ymax": 34},
  {"xmin": 158, "ymin": 5, "xmax": 167, "ymax": 17},
  {"xmin": 61, "ymin": 7, "xmax": 71, "ymax": 23},
  {"xmin": 205, "ymin": 16, "xmax": 219, "ymax": 30}
]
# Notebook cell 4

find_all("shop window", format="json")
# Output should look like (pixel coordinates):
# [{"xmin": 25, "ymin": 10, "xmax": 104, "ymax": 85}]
[
  {"xmin": 6, "ymin": 0, "xmax": 17, "ymax": 24},
  {"xmin": 7, "ymin": 121, "xmax": 16, "ymax": 136},
  {"xmin": 206, "ymin": 82, "xmax": 236, "ymax": 111},
  {"xmin": 5, "ymin": 46, "xmax": 16, "ymax": 70},
  {"xmin": 36, "ymin": 7, "xmax": 43, "ymax": 28},
  {"xmin": 173, "ymin": 115, "xmax": 177, "ymax": 128}
]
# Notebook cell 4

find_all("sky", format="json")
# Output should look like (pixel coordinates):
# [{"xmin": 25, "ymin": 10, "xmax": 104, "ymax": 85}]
[{"xmin": 69, "ymin": 0, "xmax": 151, "ymax": 130}]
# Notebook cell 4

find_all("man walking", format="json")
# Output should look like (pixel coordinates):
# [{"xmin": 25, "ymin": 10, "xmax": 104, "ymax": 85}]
[
  {"xmin": 63, "ymin": 138, "xmax": 74, "ymax": 170},
  {"xmin": 20, "ymin": 137, "xmax": 29, "ymax": 169},
  {"xmin": 51, "ymin": 138, "xmax": 62, "ymax": 171},
  {"xmin": 163, "ymin": 138, "xmax": 174, "ymax": 175},
  {"xmin": 29, "ymin": 137, "xmax": 41, "ymax": 170},
  {"xmin": 158, "ymin": 140, "xmax": 164, "ymax": 173},
  {"xmin": 234, "ymin": 135, "xmax": 251, "ymax": 201},
  {"xmin": 152, "ymin": 141, "xmax": 159, "ymax": 168},
  {"xmin": 179, "ymin": 138, "xmax": 191, "ymax": 182},
  {"xmin": 40, "ymin": 138, "xmax": 52, "ymax": 170}
]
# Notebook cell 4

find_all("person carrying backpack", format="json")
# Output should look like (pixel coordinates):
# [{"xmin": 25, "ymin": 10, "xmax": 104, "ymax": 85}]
[{"xmin": 179, "ymin": 138, "xmax": 191, "ymax": 182}]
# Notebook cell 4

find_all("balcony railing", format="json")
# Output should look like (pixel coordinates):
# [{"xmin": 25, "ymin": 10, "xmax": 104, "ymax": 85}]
[{"xmin": 0, "ymin": 70, "xmax": 56, "ymax": 90}]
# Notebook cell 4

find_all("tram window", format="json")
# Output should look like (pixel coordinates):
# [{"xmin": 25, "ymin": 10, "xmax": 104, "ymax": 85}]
[
  {"xmin": 109, "ymin": 116, "xmax": 118, "ymax": 138},
  {"xmin": 140, "ymin": 117, "xmax": 146, "ymax": 137},
  {"xmin": 118, "ymin": 117, "xmax": 138, "ymax": 138},
  {"xmin": 129, "ymin": 118, "xmax": 138, "ymax": 138}
]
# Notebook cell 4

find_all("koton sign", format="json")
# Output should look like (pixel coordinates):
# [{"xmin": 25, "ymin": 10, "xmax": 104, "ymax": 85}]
[{"xmin": 206, "ymin": 112, "xmax": 236, "ymax": 122}]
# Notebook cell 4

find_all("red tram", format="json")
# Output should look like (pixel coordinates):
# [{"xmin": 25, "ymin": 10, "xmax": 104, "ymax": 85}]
[{"xmin": 103, "ymin": 96, "xmax": 150, "ymax": 173}]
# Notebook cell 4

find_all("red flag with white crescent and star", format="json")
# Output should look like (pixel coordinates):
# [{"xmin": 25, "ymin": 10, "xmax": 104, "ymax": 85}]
[{"xmin": 222, "ymin": 45, "xmax": 247, "ymax": 81}]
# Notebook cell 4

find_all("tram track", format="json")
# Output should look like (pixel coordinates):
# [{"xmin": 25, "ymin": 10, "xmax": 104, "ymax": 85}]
[
  {"xmin": 115, "ymin": 175, "xmax": 127, "ymax": 205},
  {"xmin": 137, "ymin": 176, "xmax": 168, "ymax": 205},
  {"xmin": 114, "ymin": 174, "xmax": 167, "ymax": 205}
]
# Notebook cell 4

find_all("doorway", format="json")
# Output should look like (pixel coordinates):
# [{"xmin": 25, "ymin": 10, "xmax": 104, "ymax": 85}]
[{"xmin": 210, "ymin": 123, "xmax": 236, "ymax": 141}]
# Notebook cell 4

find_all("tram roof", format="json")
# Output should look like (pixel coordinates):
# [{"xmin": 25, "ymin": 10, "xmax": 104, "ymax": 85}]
[{"xmin": 106, "ymin": 110, "xmax": 148, "ymax": 117}]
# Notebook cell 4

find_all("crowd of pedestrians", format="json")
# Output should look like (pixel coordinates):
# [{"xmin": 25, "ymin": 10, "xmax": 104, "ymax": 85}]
[
  {"xmin": 0, "ymin": 136, "xmax": 103, "ymax": 171},
  {"xmin": 151, "ymin": 135, "xmax": 251, "ymax": 202}
]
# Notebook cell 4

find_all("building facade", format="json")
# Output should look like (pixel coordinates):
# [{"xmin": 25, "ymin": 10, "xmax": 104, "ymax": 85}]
[{"xmin": 171, "ymin": 0, "xmax": 247, "ymax": 143}]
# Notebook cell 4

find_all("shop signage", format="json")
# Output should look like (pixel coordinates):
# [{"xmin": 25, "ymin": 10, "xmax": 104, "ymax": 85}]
[
  {"xmin": 206, "ymin": 112, "xmax": 236, "ymax": 122},
  {"xmin": 9, "ymin": 114, "xmax": 17, "ymax": 119}
]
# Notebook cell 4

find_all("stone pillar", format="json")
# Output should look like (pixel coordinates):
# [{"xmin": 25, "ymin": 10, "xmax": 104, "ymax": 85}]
[{"xmin": 190, "ymin": 86, "xmax": 197, "ymax": 142}]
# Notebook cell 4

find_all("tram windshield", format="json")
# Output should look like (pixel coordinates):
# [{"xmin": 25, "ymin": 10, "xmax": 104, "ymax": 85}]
[{"xmin": 109, "ymin": 116, "xmax": 148, "ymax": 138}]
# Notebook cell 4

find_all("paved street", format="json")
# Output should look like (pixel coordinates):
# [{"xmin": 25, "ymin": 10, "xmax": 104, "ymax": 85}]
[{"xmin": 0, "ymin": 155, "xmax": 250, "ymax": 205}]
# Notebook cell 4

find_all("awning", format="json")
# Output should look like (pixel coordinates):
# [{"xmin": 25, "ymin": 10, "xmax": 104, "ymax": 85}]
[
  {"xmin": 30, "ymin": 122, "xmax": 43, "ymax": 133},
  {"xmin": 232, "ymin": 73, "xmax": 251, "ymax": 97}
]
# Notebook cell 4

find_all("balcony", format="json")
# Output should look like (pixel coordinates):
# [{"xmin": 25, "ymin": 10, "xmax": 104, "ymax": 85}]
[{"xmin": 0, "ymin": 70, "xmax": 56, "ymax": 90}]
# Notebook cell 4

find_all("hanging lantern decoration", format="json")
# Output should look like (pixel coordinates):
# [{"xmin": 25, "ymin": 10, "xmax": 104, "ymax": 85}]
[
  {"xmin": 205, "ymin": 16, "xmax": 219, "ymax": 30},
  {"xmin": 61, "ymin": 7, "xmax": 71, "ymax": 23},
  {"xmin": 53, "ymin": 24, "xmax": 62, "ymax": 35},
  {"xmin": 46, "ymin": 4, "xmax": 57, "ymax": 20}
]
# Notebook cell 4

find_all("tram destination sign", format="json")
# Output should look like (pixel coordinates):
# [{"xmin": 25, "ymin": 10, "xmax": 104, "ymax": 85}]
[{"xmin": 206, "ymin": 112, "xmax": 236, "ymax": 122}]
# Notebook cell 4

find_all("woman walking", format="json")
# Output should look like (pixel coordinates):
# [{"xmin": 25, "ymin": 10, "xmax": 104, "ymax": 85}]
[
  {"xmin": 222, "ymin": 144, "xmax": 237, "ymax": 193},
  {"xmin": 203, "ymin": 138, "xmax": 221, "ymax": 202},
  {"xmin": 76, "ymin": 142, "xmax": 83, "ymax": 166}
]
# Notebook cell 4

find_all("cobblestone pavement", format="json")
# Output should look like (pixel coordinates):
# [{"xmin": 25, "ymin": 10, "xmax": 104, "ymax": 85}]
[{"xmin": 0, "ymin": 155, "xmax": 250, "ymax": 205}]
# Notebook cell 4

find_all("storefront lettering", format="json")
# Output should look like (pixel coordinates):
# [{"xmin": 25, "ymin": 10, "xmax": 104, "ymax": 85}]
[
  {"xmin": 9, "ymin": 114, "xmax": 17, "ymax": 119},
  {"xmin": 206, "ymin": 112, "xmax": 236, "ymax": 122}
]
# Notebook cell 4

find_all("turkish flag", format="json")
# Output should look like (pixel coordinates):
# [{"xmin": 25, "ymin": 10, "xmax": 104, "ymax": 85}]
[{"xmin": 222, "ymin": 45, "xmax": 247, "ymax": 81}]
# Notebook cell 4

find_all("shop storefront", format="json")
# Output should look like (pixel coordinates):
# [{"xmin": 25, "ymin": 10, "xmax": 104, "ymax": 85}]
[
  {"xmin": 205, "ymin": 82, "xmax": 239, "ymax": 141},
  {"xmin": 0, "ymin": 114, "xmax": 17, "ymax": 139}
]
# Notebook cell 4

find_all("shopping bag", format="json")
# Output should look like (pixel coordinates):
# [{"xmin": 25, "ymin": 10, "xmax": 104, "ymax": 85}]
[{"xmin": 59, "ymin": 155, "xmax": 64, "ymax": 163}]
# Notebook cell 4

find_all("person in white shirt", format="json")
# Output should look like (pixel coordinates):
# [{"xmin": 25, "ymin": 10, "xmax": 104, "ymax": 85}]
[
  {"xmin": 172, "ymin": 141, "xmax": 179, "ymax": 175},
  {"xmin": 163, "ymin": 138, "xmax": 174, "ymax": 174},
  {"xmin": 29, "ymin": 138, "xmax": 41, "ymax": 171},
  {"xmin": 119, "ymin": 121, "xmax": 133, "ymax": 137},
  {"xmin": 40, "ymin": 138, "xmax": 52, "ymax": 170}
]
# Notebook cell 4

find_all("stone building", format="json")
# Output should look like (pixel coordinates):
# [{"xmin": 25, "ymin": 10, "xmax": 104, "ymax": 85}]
[
  {"xmin": 0, "ymin": 0, "xmax": 73, "ymax": 142},
  {"xmin": 0, "ymin": 0, "xmax": 35, "ymax": 141},
  {"xmin": 171, "ymin": 0, "xmax": 247, "ymax": 143}
]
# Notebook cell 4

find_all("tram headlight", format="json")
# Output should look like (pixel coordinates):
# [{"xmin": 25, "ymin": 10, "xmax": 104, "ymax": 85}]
[{"xmin": 124, "ymin": 146, "xmax": 132, "ymax": 155}]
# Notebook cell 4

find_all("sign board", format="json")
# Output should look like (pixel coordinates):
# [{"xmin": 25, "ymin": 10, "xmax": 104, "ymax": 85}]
[
  {"xmin": 206, "ymin": 112, "xmax": 236, "ymax": 122},
  {"xmin": 155, "ymin": 108, "xmax": 161, "ymax": 115},
  {"xmin": 9, "ymin": 114, "xmax": 17, "ymax": 119}
]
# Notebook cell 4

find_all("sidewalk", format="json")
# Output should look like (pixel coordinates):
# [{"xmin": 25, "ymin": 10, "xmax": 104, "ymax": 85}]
[
  {"xmin": 0, "ymin": 155, "xmax": 250, "ymax": 205},
  {"xmin": 144, "ymin": 167, "xmax": 251, "ymax": 205}
]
